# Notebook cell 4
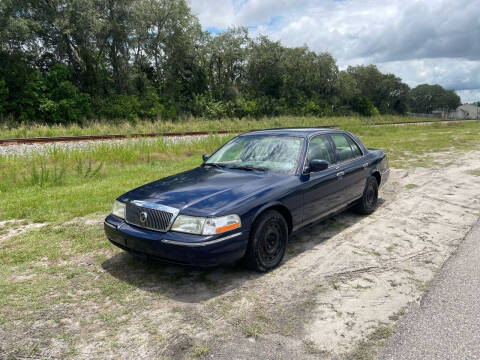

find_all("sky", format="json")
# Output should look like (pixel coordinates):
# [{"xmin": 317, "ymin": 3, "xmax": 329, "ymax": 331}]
[{"xmin": 190, "ymin": 0, "xmax": 480, "ymax": 103}]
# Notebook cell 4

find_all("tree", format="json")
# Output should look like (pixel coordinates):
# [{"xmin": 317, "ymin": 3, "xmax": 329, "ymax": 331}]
[
  {"xmin": 205, "ymin": 27, "xmax": 249, "ymax": 100},
  {"xmin": 347, "ymin": 65, "xmax": 409, "ymax": 114},
  {"xmin": 0, "ymin": 78, "xmax": 8, "ymax": 115},
  {"xmin": 280, "ymin": 47, "xmax": 338, "ymax": 108},
  {"xmin": 245, "ymin": 36, "xmax": 284, "ymax": 99},
  {"xmin": 409, "ymin": 84, "xmax": 461, "ymax": 113},
  {"xmin": 0, "ymin": 0, "xmax": 455, "ymax": 122}
]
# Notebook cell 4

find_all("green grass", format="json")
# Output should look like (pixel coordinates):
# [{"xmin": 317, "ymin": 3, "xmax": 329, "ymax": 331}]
[
  {"xmin": 1, "ymin": 119, "xmax": 479, "ymax": 223},
  {"xmin": 0, "ymin": 115, "xmax": 457, "ymax": 139}
]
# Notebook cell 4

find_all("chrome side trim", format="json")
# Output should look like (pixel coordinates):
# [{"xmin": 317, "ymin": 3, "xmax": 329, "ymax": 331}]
[{"xmin": 161, "ymin": 232, "xmax": 243, "ymax": 247}]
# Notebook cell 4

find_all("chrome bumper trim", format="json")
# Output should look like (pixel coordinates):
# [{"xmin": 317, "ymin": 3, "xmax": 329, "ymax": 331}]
[
  {"xmin": 104, "ymin": 220, "xmax": 117, "ymax": 229},
  {"xmin": 161, "ymin": 232, "xmax": 243, "ymax": 247}
]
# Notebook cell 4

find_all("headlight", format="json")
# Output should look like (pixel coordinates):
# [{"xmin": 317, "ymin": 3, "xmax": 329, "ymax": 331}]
[
  {"xmin": 170, "ymin": 215, "xmax": 205, "ymax": 234},
  {"xmin": 171, "ymin": 214, "xmax": 241, "ymax": 235},
  {"xmin": 202, "ymin": 214, "xmax": 241, "ymax": 235},
  {"xmin": 112, "ymin": 200, "xmax": 126, "ymax": 219}
]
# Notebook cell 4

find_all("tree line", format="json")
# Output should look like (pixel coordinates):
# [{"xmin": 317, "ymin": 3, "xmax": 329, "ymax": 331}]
[{"xmin": 0, "ymin": 0, "xmax": 461, "ymax": 124}]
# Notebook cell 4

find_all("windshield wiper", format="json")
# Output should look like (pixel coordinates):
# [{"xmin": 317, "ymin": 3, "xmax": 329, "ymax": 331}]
[
  {"xmin": 205, "ymin": 162, "xmax": 229, "ymax": 169},
  {"xmin": 227, "ymin": 165, "xmax": 267, "ymax": 172}
]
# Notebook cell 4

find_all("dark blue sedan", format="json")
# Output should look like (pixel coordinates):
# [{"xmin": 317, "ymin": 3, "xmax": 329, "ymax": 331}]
[{"xmin": 104, "ymin": 128, "xmax": 389, "ymax": 271}]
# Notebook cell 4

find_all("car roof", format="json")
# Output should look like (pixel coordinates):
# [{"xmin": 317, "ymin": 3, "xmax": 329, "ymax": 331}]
[{"xmin": 241, "ymin": 127, "xmax": 344, "ymax": 137}]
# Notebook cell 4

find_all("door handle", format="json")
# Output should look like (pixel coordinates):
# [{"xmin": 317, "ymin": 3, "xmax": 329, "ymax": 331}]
[
  {"xmin": 363, "ymin": 162, "xmax": 369, "ymax": 168},
  {"xmin": 336, "ymin": 171, "xmax": 345, "ymax": 177}
]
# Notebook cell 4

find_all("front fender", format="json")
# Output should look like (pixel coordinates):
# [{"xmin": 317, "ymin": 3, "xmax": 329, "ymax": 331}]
[{"xmin": 246, "ymin": 201, "xmax": 293, "ymax": 234}]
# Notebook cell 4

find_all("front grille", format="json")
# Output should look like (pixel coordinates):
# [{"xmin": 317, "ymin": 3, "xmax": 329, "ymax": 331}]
[{"xmin": 126, "ymin": 203, "xmax": 175, "ymax": 232}]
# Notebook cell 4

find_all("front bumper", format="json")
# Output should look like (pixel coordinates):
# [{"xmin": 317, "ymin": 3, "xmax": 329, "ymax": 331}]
[{"xmin": 104, "ymin": 214, "xmax": 249, "ymax": 267}]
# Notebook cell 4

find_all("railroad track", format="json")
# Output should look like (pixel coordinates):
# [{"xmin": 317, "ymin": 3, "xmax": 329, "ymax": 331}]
[
  {"xmin": 0, "ymin": 129, "xmax": 245, "ymax": 146},
  {"xmin": 0, "ymin": 119, "xmax": 477, "ymax": 146}
]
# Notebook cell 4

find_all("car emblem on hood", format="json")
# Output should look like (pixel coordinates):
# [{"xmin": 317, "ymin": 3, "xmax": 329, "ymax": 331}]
[{"xmin": 139, "ymin": 211, "xmax": 148, "ymax": 223}]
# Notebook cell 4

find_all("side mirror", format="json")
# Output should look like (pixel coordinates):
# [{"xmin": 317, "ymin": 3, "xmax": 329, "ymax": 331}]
[
  {"xmin": 202, "ymin": 154, "xmax": 209, "ymax": 162},
  {"xmin": 309, "ymin": 159, "xmax": 329, "ymax": 173}
]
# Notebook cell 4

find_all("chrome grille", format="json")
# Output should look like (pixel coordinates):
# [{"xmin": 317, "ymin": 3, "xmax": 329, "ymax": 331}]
[{"xmin": 125, "ymin": 201, "xmax": 178, "ymax": 232}]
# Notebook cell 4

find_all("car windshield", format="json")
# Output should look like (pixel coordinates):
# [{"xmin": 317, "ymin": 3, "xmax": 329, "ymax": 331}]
[{"xmin": 205, "ymin": 135, "xmax": 304, "ymax": 174}]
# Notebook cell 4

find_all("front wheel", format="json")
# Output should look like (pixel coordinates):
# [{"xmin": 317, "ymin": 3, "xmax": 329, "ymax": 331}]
[
  {"xmin": 244, "ymin": 210, "xmax": 288, "ymax": 272},
  {"xmin": 355, "ymin": 176, "xmax": 379, "ymax": 214}
]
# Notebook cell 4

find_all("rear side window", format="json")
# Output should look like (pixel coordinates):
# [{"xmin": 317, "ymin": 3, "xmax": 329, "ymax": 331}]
[
  {"xmin": 306, "ymin": 135, "xmax": 335, "ymax": 164},
  {"xmin": 347, "ymin": 136, "xmax": 363, "ymax": 157},
  {"xmin": 330, "ymin": 134, "xmax": 362, "ymax": 163}
]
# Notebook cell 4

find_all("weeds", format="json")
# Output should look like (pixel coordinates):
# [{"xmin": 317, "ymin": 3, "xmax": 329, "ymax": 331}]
[
  {"xmin": 192, "ymin": 343, "xmax": 210, "ymax": 357},
  {"xmin": 30, "ymin": 161, "xmax": 67, "ymax": 186},
  {"xmin": 466, "ymin": 169, "xmax": 480, "ymax": 177},
  {"xmin": 76, "ymin": 159, "xmax": 103, "ymax": 178},
  {"xmin": 347, "ymin": 324, "xmax": 393, "ymax": 360},
  {"xmin": 0, "ymin": 115, "xmax": 423, "ymax": 140},
  {"xmin": 404, "ymin": 184, "xmax": 419, "ymax": 190},
  {"xmin": 0, "ymin": 120, "xmax": 479, "ymax": 222},
  {"xmin": 242, "ymin": 321, "xmax": 264, "ymax": 339}
]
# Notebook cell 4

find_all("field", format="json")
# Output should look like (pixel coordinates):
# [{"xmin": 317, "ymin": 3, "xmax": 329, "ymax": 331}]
[
  {"xmin": 0, "ymin": 115, "xmax": 457, "ymax": 139},
  {"xmin": 1, "ymin": 117, "xmax": 480, "ymax": 359}
]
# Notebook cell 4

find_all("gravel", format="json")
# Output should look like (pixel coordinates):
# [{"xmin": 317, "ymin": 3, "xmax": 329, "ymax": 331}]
[{"xmin": 0, "ymin": 135, "xmax": 210, "ymax": 157}]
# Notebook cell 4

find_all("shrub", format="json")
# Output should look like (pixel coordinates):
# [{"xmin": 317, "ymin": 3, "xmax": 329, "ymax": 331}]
[
  {"xmin": 41, "ymin": 64, "xmax": 92, "ymax": 123},
  {"xmin": 350, "ymin": 97, "xmax": 379, "ymax": 117},
  {"xmin": 97, "ymin": 94, "xmax": 141, "ymax": 121},
  {"xmin": 138, "ymin": 90, "xmax": 165, "ymax": 119},
  {"xmin": 298, "ymin": 97, "xmax": 332, "ymax": 117},
  {"xmin": 232, "ymin": 97, "xmax": 259, "ymax": 118}
]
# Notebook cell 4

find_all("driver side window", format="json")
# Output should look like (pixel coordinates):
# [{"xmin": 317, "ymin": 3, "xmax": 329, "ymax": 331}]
[{"xmin": 307, "ymin": 135, "xmax": 335, "ymax": 165}]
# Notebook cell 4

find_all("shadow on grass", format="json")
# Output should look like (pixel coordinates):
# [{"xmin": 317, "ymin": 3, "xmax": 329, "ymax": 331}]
[{"xmin": 101, "ymin": 207, "xmax": 374, "ymax": 303}]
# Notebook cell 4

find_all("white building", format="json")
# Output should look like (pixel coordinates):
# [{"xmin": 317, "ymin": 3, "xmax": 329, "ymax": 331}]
[{"xmin": 452, "ymin": 104, "xmax": 480, "ymax": 119}]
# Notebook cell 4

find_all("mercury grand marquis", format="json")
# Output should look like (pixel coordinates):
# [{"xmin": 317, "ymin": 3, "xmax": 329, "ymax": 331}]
[{"xmin": 104, "ymin": 128, "xmax": 390, "ymax": 272}]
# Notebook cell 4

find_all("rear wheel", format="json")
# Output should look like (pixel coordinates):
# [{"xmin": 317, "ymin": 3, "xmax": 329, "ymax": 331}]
[
  {"xmin": 244, "ymin": 210, "xmax": 288, "ymax": 272},
  {"xmin": 355, "ymin": 176, "xmax": 379, "ymax": 214}
]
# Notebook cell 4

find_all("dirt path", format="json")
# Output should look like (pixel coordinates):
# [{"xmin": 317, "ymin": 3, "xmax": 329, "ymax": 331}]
[{"xmin": 2, "ymin": 150, "xmax": 480, "ymax": 359}]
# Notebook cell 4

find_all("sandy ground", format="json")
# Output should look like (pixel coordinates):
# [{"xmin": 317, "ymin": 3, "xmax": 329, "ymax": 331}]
[
  {"xmin": 2, "ymin": 150, "xmax": 480, "ymax": 359},
  {"xmin": 0, "ymin": 220, "xmax": 46, "ymax": 246}
]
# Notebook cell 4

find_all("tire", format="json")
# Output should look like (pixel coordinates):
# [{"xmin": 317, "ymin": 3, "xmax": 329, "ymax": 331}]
[
  {"xmin": 244, "ymin": 210, "xmax": 288, "ymax": 272},
  {"xmin": 355, "ymin": 176, "xmax": 379, "ymax": 214}
]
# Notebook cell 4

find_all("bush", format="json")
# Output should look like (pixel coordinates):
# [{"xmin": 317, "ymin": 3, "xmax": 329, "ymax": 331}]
[
  {"xmin": 350, "ymin": 97, "xmax": 379, "ymax": 117},
  {"xmin": 137, "ymin": 90, "xmax": 165, "ymax": 119},
  {"xmin": 191, "ymin": 94, "xmax": 227, "ymax": 119},
  {"xmin": 298, "ymin": 97, "xmax": 332, "ymax": 117},
  {"xmin": 233, "ymin": 97, "xmax": 259, "ymax": 118},
  {"xmin": 40, "ymin": 64, "xmax": 92, "ymax": 123},
  {"xmin": 97, "ymin": 95, "xmax": 140, "ymax": 121}
]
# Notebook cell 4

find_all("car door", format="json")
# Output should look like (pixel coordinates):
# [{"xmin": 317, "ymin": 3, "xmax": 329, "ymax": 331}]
[
  {"xmin": 301, "ymin": 135, "xmax": 345, "ymax": 223},
  {"xmin": 330, "ymin": 133, "xmax": 367, "ymax": 204}
]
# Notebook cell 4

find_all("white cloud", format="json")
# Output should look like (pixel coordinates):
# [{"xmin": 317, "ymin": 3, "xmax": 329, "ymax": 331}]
[
  {"xmin": 456, "ymin": 90, "xmax": 480, "ymax": 104},
  {"xmin": 189, "ymin": 0, "xmax": 237, "ymax": 29},
  {"xmin": 378, "ymin": 59, "xmax": 480, "ymax": 90},
  {"xmin": 190, "ymin": 0, "xmax": 480, "ymax": 103}
]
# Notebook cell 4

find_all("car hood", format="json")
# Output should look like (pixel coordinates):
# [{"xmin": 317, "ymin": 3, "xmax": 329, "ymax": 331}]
[{"xmin": 118, "ymin": 166, "xmax": 285, "ymax": 216}]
